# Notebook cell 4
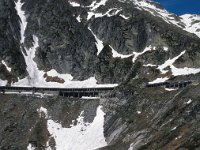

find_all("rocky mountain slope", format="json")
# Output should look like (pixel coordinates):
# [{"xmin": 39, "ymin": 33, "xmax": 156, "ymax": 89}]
[{"xmin": 0, "ymin": 0, "xmax": 200, "ymax": 149}]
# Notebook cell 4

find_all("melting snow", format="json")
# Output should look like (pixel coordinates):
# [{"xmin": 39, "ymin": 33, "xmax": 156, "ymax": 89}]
[
  {"xmin": 15, "ymin": 0, "xmax": 27, "ymax": 43},
  {"xmin": 91, "ymin": 0, "xmax": 108, "ymax": 11},
  {"xmin": 38, "ymin": 107, "xmax": 48, "ymax": 117},
  {"xmin": 157, "ymin": 50, "xmax": 200, "ymax": 76},
  {"xmin": 143, "ymin": 64, "xmax": 157, "ymax": 67},
  {"xmin": 87, "ymin": 8, "xmax": 122, "ymax": 20},
  {"xmin": 137, "ymin": 111, "xmax": 141, "ymax": 114},
  {"xmin": 180, "ymin": 14, "xmax": 200, "ymax": 38},
  {"xmin": 149, "ymin": 50, "xmax": 200, "ymax": 83},
  {"xmin": 165, "ymin": 88, "xmax": 177, "ymax": 91},
  {"xmin": 132, "ymin": 46, "xmax": 155, "ymax": 62},
  {"xmin": 68, "ymin": 1, "xmax": 81, "ymax": 7},
  {"xmin": 119, "ymin": 14, "xmax": 130, "ymax": 20},
  {"xmin": 0, "ymin": 79, "xmax": 8, "ymax": 86},
  {"xmin": 186, "ymin": 99, "xmax": 192, "ymax": 104},
  {"xmin": 27, "ymin": 144, "xmax": 35, "ymax": 150},
  {"xmin": 88, "ymin": 27, "xmax": 104, "ymax": 55},
  {"xmin": 14, "ymin": 1, "xmax": 117, "ymax": 88},
  {"xmin": 130, "ymin": 0, "xmax": 181, "ymax": 27},
  {"xmin": 149, "ymin": 77, "xmax": 169, "ymax": 84},
  {"xmin": 171, "ymin": 126, "xmax": 177, "ymax": 131},
  {"xmin": 1, "ymin": 60, "xmax": 11, "ymax": 72},
  {"xmin": 157, "ymin": 51, "xmax": 185, "ymax": 74},
  {"xmin": 38, "ymin": 106, "xmax": 107, "ymax": 150},
  {"xmin": 76, "ymin": 15, "xmax": 81, "ymax": 22},
  {"xmin": 163, "ymin": 46, "xmax": 169, "ymax": 51},
  {"xmin": 110, "ymin": 46, "xmax": 133, "ymax": 59},
  {"xmin": 170, "ymin": 66, "xmax": 200, "ymax": 76}
]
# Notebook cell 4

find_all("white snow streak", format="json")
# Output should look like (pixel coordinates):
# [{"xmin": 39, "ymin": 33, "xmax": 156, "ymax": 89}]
[
  {"xmin": 132, "ymin": 46, "xmax": 155, "ymax": 62},
  {"xmin": 88, "ymin": 27, "xmax": 104, "ymax": 55},
  {"xmin": 38, "ymin": 106, "xmax": 107, "ymax": 150},
  {"xmin": 157, "ymin": 51, "xmax": 185, "ymax": 74},
  {"xmin": 1, "ymin": 60, "xmax": 11, "ymax": 72},
  {"xmin": 91, "ymin": 0, "xmax": 108, "ymax": 11},
  {"xmin": 110, "ymin": 46, "xmax": 133, "ymax": 59},
  {"xmin": 87, "ymin": 8, "xmax": 122, "ymax": 20},
  {"xmin": 15, "ymin": 0, "xmax": 27, "ymax": 43},
  {"xmin": 119, "ymin": 14, "xmax": 130, "ymax": 20},
  {"xmin": 149, "ymin": 77, "xmax": 169, "ymax": 84},
  {"xmin": 68, "ymin": 1, "xmax": 81, "ymax": 7}
]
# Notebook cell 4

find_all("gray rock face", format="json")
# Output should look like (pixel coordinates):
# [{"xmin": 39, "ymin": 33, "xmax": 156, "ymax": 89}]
[
  {"xmin": 1, "ymin": 0, "xmax": 200, "ymax": 149},
  {"xmin": 95, "ymin": 45, "xmax": 133, "ymax": 83},
  {"xmin": 1, "ymin": 0, "xmax": 200, "ymax": 83},
  {"xmin": 0, "ymin": 0, "xmax": 27, "ymax": 79},
  {"xmin": 22, "ymin": 0, "xmax": 98, "ymax": 80},
  {"xmin": 101, "ymin": 82, "xmax": 200, "ymax": 150}
]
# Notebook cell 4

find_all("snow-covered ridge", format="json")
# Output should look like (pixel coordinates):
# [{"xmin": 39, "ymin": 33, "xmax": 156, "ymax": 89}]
[
  {"xmin": 180, "ymin": 14, "xmax": 200, "ymax": 38},
  {"xmin": 129, "ymin": 0, "xmax": 200, "ymax": 38},
  {"xmin": 123, "ymin": 0, "xmax": 182, "ymax": 27},
  {"xmin": 69, "ymin": 0, "xmax": 200, "ymax": 38},
  {"xmin": 35, "ymin": 106, "xmax": 107, "ymax": 150}
]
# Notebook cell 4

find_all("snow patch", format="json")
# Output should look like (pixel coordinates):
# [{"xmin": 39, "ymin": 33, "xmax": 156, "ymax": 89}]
[
  {"xmin": 38, "ymin": 106, "xmax": 107, "ymax": 150},
  {"xmin": 15, "ymin": 0, "xmax": 27, "ymax": 43},
  {"xmin": 91, "ymin": 0, "xmax": 108, "ymax": 11},
  {"xmin": 88, "ymin": 27, "xmax": 104, "ymax": 55},
  {"xmin": 68, "ymin": 1, "xmax": 81, "ymax": 7},
  {"xmin": 186, "ymin": 99, "xmax": 192, "ymax": 104},
  {"xmin": 170, "ymin": 66, "xmax": 200, "ymax": 76},
  {"xmin": 157, "ymin": 51, "xmax": 185, "ymax": 74},
  {"xmin": 149, "ymin": 77, "xmax": 169, "ymax": 84},
  {"xmin": 0, "ymin": 79, "xmax": 8, "ymax": 86},
  {"xmin": 119, "ymin": 14, "xmax": 130, "ymax": 20},
  {"xmin": 180, "ymin": 14, "xmax": 200, "ymax": 38},
  {"xmin": 163, "ymin": 46, "xmax": 169, "ymax": 51},
  {"xmin": 76, "ymin": 15, "xmax": 81, "ymax": 22},
  {"xmin": 87, "ymin": 8, "xmax": 122, "ymax": 20},
  {"xmin": 110, "ymin": 46, "xmax": 133, "ymax": 59},
  {"xmin": 132, "ymin": 46, "xmax": 155, "ymax": 62},
  {"xmin": 171, "ymin": 126, "xmax": 177, "ymax": 131},
  {"xmin": 27, "ymin": 144, "xmax": 36, "ymax": 150},
  {"xmin": 165, "ymin": 88, "xmax": 177, "ymax": 91},
  {"xmin": 137, "ymin": 111, "xmax": 141, "ymax": 114},
  {"xmin": 81, "ymin": 96, "xmax": 100, "ymax": 99},
  {"xmin": 38, "ymin": 107, "xmax": 48, "ymax": 118},
  {"xmin": 143, "ymin": 64, "xmax": 157, "ymax": 67},
  {"xmin": 1, "ymin": 60, "xmax": 11, "ymax": 72}
]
